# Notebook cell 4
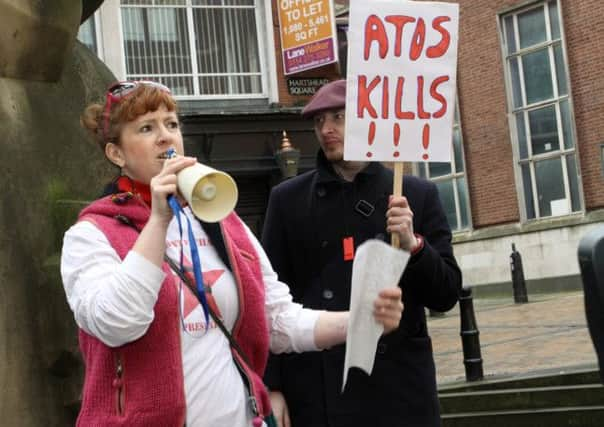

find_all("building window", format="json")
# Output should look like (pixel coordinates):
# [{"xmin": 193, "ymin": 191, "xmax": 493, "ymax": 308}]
[
  {"xmin": 78, "ymin": 14, "xmax": 99, "ymax": 56},
  {"xmin": 120, "ymin": 0, "xmax": 265, "ymax": 98},
  {"xmin": 500, "ymin": 0, "xmax": 581, "ymax": 220},
  {"xmin": 418, "ymin": 105, "xmax": 471, "ymax": 232}
]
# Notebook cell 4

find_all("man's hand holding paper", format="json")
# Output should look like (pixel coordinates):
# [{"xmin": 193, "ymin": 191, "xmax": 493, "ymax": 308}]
[{"xmin": 343, "ymin": 239, "xmax": 409, "ymax": 391}]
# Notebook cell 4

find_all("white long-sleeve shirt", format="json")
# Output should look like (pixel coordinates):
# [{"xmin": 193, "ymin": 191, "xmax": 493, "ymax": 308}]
[{"xmin": 61, "ymin": 206, "xmax": 321, "ymax": 427}]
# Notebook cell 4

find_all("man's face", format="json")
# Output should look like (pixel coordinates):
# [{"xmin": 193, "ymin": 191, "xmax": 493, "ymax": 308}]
[{"xmin": 313, "ymin": 109, "xmax": 346, "ymax": 163}]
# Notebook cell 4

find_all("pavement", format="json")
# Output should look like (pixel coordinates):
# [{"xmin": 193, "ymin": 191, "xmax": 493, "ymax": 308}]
[{"xmin": 428, "ymin": 290, "xmax": 599, "ymax": 386}]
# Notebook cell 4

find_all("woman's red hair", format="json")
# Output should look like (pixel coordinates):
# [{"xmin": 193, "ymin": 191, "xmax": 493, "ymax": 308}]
[{"xmin": 81, "ymin": 84, "xmax": 178, "ymax": 151}]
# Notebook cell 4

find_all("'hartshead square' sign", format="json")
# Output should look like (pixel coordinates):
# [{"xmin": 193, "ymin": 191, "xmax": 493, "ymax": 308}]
[{"xmin": 287, "ymin": 78, "xmax": 331, "ymax": 95}]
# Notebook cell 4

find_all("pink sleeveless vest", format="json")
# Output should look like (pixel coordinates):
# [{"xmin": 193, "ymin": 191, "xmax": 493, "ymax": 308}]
[{"xmin": 75, "ymin": 195, "xmax": 270, "ymax": 426}]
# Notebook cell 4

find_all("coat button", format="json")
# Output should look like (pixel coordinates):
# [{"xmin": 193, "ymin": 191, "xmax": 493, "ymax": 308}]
[
  {"xmin": 377, "ymin": 343, "xmax": 388, "ymax": 354},
  {"xmin": 322, "ymin": 289, "xmax": 334, "ymax": 300},
  {"xmin": 321, "ymin": 240, "xmax": 329, "ymax": 248},
  {"xmin": 316, "ymin": 186, "xmax": 326, "ymax": 197}
]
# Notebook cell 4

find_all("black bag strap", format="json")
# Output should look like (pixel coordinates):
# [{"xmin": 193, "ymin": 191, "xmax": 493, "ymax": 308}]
[{"xmin": 198, "ymin": 220, "xmax": 232, "ymax": 271}]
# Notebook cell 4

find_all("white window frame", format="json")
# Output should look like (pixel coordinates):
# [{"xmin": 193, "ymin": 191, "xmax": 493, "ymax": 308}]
[
  {"xmin": 95, "ymin": 0, "xmax": 277, "ymax": 102},
  {"xmin": 78, "ymin": 12, "xmax": 104, "ymax": 61},
  {"xmin": 415, "ymin": 102, "xmax": 472, "ymax": 233},
  {"xmin": 498, "ymin": 0, "xmax": 583, "ymax": 221}
]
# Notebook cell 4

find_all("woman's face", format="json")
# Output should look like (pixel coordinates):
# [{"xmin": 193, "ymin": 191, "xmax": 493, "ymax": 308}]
[{"xmin": 106, "ymin": 104, "xmax": 184, "ymax": 184}]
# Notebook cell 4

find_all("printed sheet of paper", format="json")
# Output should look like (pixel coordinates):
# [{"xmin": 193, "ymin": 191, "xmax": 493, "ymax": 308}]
[{"xmin": 343, "ymin": 239, "xmax": 410, "ymax": 391}]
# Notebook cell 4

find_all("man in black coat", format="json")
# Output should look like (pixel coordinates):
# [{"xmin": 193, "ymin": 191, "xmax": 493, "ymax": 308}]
[{"xmin": 262, "ymin": 79, "xmax": 462, "ymax": 427}]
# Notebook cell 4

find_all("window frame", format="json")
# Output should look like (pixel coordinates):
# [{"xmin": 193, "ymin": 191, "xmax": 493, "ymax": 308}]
[
  {"xmin": 415, "ymin": 100, "xmax": 472, "ymax": 233},
  {"xmin": 498, "ymin": 0, "xmax": 583, "ymax": 222},
  {"xmin": 110, "ymin": 0, "xmax": 275, "ymax": 101},
  {"xmin": 78, "ymin": 12, "xmax": 104, "ymax": 60}
]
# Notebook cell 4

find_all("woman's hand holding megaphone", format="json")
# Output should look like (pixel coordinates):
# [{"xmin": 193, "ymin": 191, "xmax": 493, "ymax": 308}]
[
  {"xmin": 132, "ymin": 151, "xmax": 197, "ymax": 268},
  {"xmin": 149, "ymin": 150, "xmax": 197, "ymax": 226}
]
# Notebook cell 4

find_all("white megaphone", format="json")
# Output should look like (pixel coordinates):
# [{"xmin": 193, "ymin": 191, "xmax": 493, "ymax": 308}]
[{"xmin": 168, "ymin": 149, "xmax": 238, "ymax": 222}]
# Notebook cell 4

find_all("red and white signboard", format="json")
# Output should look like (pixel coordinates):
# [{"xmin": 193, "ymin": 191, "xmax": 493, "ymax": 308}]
[{"xmin": 344, "ymin": 0, "xmax": 459, "ymax": 162}]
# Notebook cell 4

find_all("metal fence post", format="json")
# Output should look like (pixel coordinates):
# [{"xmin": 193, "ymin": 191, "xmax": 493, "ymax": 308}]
[
  {"xmin": 510, "ymin": 243, "xmax": 529, "ymax": 303},
  {"xmin": 459, "ymin": 287, "xmax": 484, "ymax": 382}
]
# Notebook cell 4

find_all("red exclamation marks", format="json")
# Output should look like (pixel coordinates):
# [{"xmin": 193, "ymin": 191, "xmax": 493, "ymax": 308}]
[
  {"xmin": 393, "ymin": 123, "xmax": 400, "ymax": 158},
  {"xmin": 422, "ymin": 124, "xmax": 430, "ymax": 160},
  {"xmin": 367, "ymin": 121, "xmax": 376, "ymax": 158}
]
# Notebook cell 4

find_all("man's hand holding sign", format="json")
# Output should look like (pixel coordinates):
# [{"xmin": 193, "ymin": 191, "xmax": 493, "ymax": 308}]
[{"xmin": 343, "ymin": 0, "xmax": 459, "ymax": 391}]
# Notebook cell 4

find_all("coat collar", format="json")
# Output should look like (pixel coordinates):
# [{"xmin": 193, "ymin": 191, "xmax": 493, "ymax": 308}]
[{"xmin": 315, "ymin": 149, "xmax": 383, "ymax": 184}]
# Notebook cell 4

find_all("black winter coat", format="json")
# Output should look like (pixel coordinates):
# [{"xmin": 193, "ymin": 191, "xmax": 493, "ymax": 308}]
[{"xmin": 262, "ymin": 151, "xmax": 462, "ymax": 427}]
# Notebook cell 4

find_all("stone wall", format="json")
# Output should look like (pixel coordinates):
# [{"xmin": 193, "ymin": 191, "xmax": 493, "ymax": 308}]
[
  {"xmin": 0, "ymin": 42, "xmax": 114, "ymax": 426},
  {"xmin": 454, "ymin": 213, "xmax": 604, "ymax": 292}
]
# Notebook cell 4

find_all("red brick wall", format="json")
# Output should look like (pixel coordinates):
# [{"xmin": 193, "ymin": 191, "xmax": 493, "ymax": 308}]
[
  {"xmin": 455, "ymin": 0, "xmax": 520, "ymax": 228},
  {"xmin": 444, "ymin": 0, "xmax": 604, "ymax": 227},
  {"xmin": 561, "ymin": 0, "xmax": 604, "ymax": 211}
]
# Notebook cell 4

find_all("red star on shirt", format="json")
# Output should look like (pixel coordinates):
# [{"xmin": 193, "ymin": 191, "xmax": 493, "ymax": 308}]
[{"xmin": 181, "ymin": 269, "xmax": 224, "ymax": 318}]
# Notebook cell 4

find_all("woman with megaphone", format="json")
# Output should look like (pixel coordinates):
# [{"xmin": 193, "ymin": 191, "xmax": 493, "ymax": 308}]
[{"xmin": 60, "ymin": 81, "xmax": 403, "ymax": 427}]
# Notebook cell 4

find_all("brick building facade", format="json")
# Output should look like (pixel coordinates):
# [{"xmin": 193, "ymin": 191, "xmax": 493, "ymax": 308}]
[{"xmin": 441, "ymin": 0, "xmax": 604, "ymax": 292}]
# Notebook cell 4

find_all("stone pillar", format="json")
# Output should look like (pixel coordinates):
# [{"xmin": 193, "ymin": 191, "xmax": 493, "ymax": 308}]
[{"xmin": 0, "ymin": 2, "xmax": 116, "ymax": 425}]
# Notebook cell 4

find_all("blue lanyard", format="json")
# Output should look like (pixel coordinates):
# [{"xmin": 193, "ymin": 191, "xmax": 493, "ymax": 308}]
[{"xmin": 167, "ymin": 195, "xmax": 210, "ymax": 328}]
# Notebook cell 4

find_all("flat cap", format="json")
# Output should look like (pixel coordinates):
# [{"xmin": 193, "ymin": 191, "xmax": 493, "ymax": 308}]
[{"xmin": 301, "ymin": 79, "xmax": 346, "ymax": 118}]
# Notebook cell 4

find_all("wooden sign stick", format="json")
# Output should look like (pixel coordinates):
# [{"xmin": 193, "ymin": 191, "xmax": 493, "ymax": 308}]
[{"xmin": 391, "ymin": 162, "xmax": 403, "ymax": 248}]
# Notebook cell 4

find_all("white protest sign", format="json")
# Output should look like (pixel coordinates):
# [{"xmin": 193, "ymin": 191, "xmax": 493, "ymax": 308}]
[{"xmin": 344, "ymin": 0, "xmax": 459, "ymax": 162}]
